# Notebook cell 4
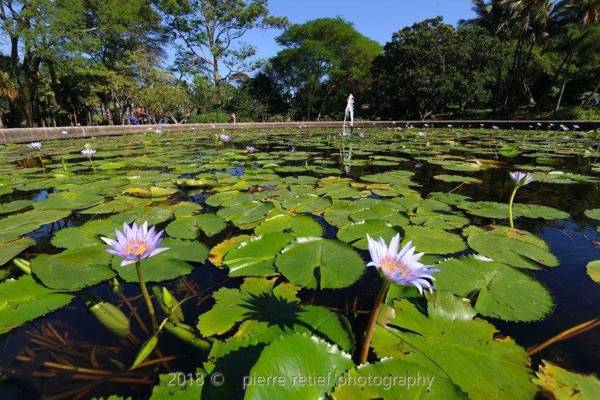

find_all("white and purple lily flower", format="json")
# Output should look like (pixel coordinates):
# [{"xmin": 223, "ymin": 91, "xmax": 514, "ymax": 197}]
[
  {"xmin": 219, "ymin": 134, "xmax": 231, "ymax": 143},
  {"xmin": 510, "ymin": 171, "xmax": 535, "ymax": 187},
  {"xmin": 28, "ymin": 142, "xmax": 42, "ymax": 151},
  {"xmin": 246, "ymin": 146, "xmax": 257, "ymax": 153},
  {"xmin": 101, "ymin": 222, "xmax": 169, "ymax": 266},
  {"xmin": 366, "ymin": 234, "xmax": 437, "ymax": 294},
  {"xmin": 81, "ymin": 148, "xmax": 96, "ymax": 158}
]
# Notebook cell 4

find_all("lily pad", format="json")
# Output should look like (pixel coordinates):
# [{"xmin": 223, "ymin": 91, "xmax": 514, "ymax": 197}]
[
  {"xmin": 0, "ymin": 275, "xmax": 74, "ymax": 334},
  {"xmin": 435, "ymin": 256, "xmax": 553, "ymax": 321},
  {"xmin": 402, "ymin": 226, "xmax": 467, "ymax": 254},
  {"xmin": 0, "ymin": 237, "xmax": 36, "ymax": 266},
  {"xmin": 372, "ymin": 299, "xmax": 537, "ymax": 400},
  {"xmin": 464, "ymin": 225, "xmax": 558, "ymax": 270},
  {"xmin": 337, "ymin": 220, "xmax": 400, "ymax": 250},
  {"xmin": 587, "ymin": 260, "xmax": 600, "ymax": 284},
  {"xmin": 534, "ymin": 360, "xmax": 600, "ymax": 399},
  {"xmin": 275, "ymin": 238, "xmax": 365, "ymax": 289},
  {"xmin": 245, "ymin": 333, "xmax": 353, "ymax": 400},
  {"xmin": 223, "ymin": 233, "xmax": 294, "ymax": 277},
  {"xmin": 254, "ymin": 214, "xmax": 323, "ymax": 237},
  {"xmin": 31, "ymin": 245, "xmax": 115, "ymax": 290}
]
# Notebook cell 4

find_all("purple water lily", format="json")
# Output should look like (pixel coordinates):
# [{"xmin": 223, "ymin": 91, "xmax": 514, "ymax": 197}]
[
  {"xmin": 81, "ymin": 148, "xmax": 96, "ymax": 158},
  {"xmin": 246, "ymin": 145, "xmax": 257, "ymax": 153},
  {"xmin": 366, "ymin": 234, "xmax": 437, "ymax": 294},
  {"xmin": 510, "ymin": 171, "xmax": 534, "ymax": 187},
  {"xmin": 101, "ymin": 222, "xmax": 168, "ymax": 266},
  {"xmin": 219, "ymin": 134, "xmax": 231, "ymax": 143},
  {"xmin": 28, "ymin": 142, "xmax": 42, "ymax": 151}
]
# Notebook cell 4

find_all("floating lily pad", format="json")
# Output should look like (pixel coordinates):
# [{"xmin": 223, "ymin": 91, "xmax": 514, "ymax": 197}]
[
  {"xmin": 332, "ymin": 358, "xmax": 466, "ymax": 399},
  {"xmin": 464, "ymin": 225, "xmax": 558, "ymax": 270},
  {"xmin": 254, "ymin": 214, "xmax": 323, "ymax": 237},
  {"xmin": 276, "ymin": 238, "xmax": 364, "ymax": 289},
  {"xmin": 0, "ymin": 275, "xmax": 74, "ymax": 334},
  {"xmin": 534, "ymin": 360, "xmax": 600, "ymax": 399},
  {"xmin": 435, "ymin": 256, "xmax": 553, "ymax": 321},
  {"xmin": 337, "ymin": 220, "xmax": 400, "ymax": 250},
  {"xmin": 587, "ymin": 260, "xmax": 600, "ymax": 284},
  {"xmin": 122, "ymin": 186, "xmax": 178, "ymax": 198},
  {"xmin": 402, "ymin": 226, "xmax": 466, "ymax": 254},
  {"xmin": 245, "ymin": 333, "xmax": 353, "ymax": 400},
  {"xmin": 223, "ymin": 233, "xmax": 294, "ymax": 277},
  {"xmin": 372, "ymin": 299, "xmax": 537, "ymax": 400},
  {"xmin": 0, "ymin": 237, "xmax": 36, "ymax": 266},
  {"xmin": 31, "ymin": 245, "xmax": 114, "ymax": 290}
]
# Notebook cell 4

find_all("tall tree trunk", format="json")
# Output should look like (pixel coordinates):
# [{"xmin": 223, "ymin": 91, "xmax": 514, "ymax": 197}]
[
  {"xmin": 583, "ymin": 83, "xmax": 599, "ymax": 108},
  {"xmin": 554, "ymin": 78, "xmax": 568, "ymax": 113}
]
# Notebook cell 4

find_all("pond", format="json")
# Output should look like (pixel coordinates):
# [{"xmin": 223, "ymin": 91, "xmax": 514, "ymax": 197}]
[{"xmin": 0, "ymin": 127, "xmax": 599, "ymax": 399}]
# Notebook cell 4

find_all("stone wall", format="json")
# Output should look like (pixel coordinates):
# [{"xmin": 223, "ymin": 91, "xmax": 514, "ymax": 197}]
[{"xmin": 1, "ymin": 120, "xmax": 598, "ymax": 144}]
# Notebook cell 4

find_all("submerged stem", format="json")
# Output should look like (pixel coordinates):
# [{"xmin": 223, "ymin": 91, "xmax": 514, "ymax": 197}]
[
  {"xmin": 508, "ymin": 186, "xmax": 519, "ymax": 229},
  {"xmin": 135, "ymin": 260, "xmax": 157, "ymax": 333},
  {"xmin": 359, "ymin": 278, "xmax": 390, "ymax": 364}
]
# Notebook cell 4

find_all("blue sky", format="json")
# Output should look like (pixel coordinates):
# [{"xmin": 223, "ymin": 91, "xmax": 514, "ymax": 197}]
[{"xmin": 242, "ymin": 0, "xmax": 476, "ymax": 60}]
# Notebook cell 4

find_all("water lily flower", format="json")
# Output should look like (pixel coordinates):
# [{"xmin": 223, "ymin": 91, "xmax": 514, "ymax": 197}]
[
  {"xmin": 219, "ymin": 134, "xmax": 231, "ymax": 143},
  {"xmin": 366, "ymin": 234, "xmax": 437, "ymax": 294},
  {"xmin": 417, "ymin": 131, "xmax": 428, "ymax": 138},
  {"xmin": 81, "ymin": 148, "xmax": 96, "ymax": 158},
  {"xmin": 246, "ymin": 146, "xmax": 257, "ymax": 153},
  {"xmin": 27, "ymin": 142, "xmax": 42, "ymax": 151},
  {"xmin": 508, "ymin": 171, "xmax": 534, "ymax": 229},
  {"xmin": 510, "ymin": 171, "xmax": 534, "ymax": 187},
  {"xmin": 102, "ymin": 222, "xmax": 168, "ymax": 267}
]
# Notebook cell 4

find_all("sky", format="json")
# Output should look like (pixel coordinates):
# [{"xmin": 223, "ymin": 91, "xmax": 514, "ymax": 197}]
[{"xmin": 242, "ymin": 0, "xmax": 476, "ymax": 61}]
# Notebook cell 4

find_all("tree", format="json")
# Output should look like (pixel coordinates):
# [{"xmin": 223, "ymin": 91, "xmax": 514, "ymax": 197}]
[
  {"xmin": 267, "ymin": 17, "xmax": 381, "ymax": 120},
  {"xmin": 159, "ymin": 0, "xmax": 287, "ymax": 105},
  {"xmin": 371, "ymin": 18, "xmax": 459, "ymax": 120}
]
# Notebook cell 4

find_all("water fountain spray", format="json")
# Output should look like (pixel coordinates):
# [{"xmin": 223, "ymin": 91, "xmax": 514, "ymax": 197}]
[{"xmin": 342, "ymin": 94, "xmax": 354, "ymax": 136}]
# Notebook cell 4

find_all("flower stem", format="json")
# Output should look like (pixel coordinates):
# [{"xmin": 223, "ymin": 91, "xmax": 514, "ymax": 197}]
[
  {"xmin": 508, "ymin": 186, "xmax": 519, "ymax": 229},
  {"xmin": 89, "ymin": 158, "xmax": 96, "ymax": 171},
  {"xmin": 135, "ymin": 260, "xmax": 157, "ymax": 333},
  {"xmin": 359, "ymin": 278, "xmax": 390, "ymax": 364}
]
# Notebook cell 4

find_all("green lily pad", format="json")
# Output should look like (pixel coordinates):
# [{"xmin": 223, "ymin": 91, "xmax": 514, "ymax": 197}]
[
  {"xmin": 254, "ymin": 214, "xmax": 323, "ymax": 237},
  {"xmin": 31, "ymin": 245, "xmax": 115, "ymax": 290},
  {"xmin": 0, "ymin": 275, "xmax": 74, "ymax": 334},
  {"xmin": 245, "ymin": 333, "xmax": 353, "ymax": 400},
  {"xmin": 337, "ymin": 220, "xmax": 400, "ymax": 250},
  {"xmin": 166, "ymin": 214, "xmax": 226, "ymax": 239},
  {"xmin": 435, "ymin": 256, "xmax": 553, "ymax": 321},
  {"xmin": 585, "ymin": 209, "xmax": 600, "ymax": 221},
  {"xmin": 275, "ymin": 238, "xmax": 365, "ymax": 289},
  {"xmin": 534, "ymin": 360, "xmax": 600, "ymax": 399},
  {"xmin": 372, "ymin": 299, "xmax": 537, "ymax": 400},
  {"xmin": 218, "ymin": 201, "xmax": 273, "ymax": 227},
  {"xmin": 587, "ymin": 260, "xmax": 600, "ymax": 284},
  {"xmin": 197, "ymin": 277, "xmax": 298, "ymax": 336},
  {"xmin": 402, "ymin": 226, "xmax": 467, "ymax": 254},
  {"xmin": 34, "ymin": 190, "xmax": 104, "ymax": 211},
  {"xmin": 223, "ymin": 233, "xmax": 294, "ymax": 277},
  {"xmin": 0, "ymin": 237, "xmax": 36, "ymax": 266},
  {"xmin": 122, "ymin": 186, "xmax": 178, "ymax": 198},
  {"xmin": 464, "ymin": 225, "xmax": 558, "ymax": 270},
  {"xmin": 0, "ymin": 209, "xmax": 71, "ymax": 241},
  {"xmin": 332, "ymin": 358, "xmax": 466, "ymax": 399}
]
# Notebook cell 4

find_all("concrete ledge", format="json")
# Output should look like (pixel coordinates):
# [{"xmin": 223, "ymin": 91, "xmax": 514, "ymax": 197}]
[{"xmin": 0, "ymin": 120, "xmax": 598, "ymax": 144}]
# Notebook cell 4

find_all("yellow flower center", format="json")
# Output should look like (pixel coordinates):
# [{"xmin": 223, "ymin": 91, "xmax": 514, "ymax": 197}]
[
  {"xmin": 380, "ymin": 256, "xmax": 408, "ymax": 276},
  {"xmin": 126, "ymin": 241, "xmax": 148, "ymax": 257}
]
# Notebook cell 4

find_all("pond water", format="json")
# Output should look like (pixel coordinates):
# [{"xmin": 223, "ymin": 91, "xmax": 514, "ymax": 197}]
[{"xmin": 0, "ymin": 127, "xmax": 599, "ymax": 399}]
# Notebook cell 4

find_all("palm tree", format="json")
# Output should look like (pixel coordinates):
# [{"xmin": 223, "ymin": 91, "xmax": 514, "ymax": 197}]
[
  {"xmin": 555, "ymin": 0, "xmax": 600, "ymax": 28},
  {"xmin": 542, "ymin": 0, "xmax": 600, "ymax": 112},
  {"xmin": 497, "ymin": 0, "xmax": 553, "ymax": 112}
]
